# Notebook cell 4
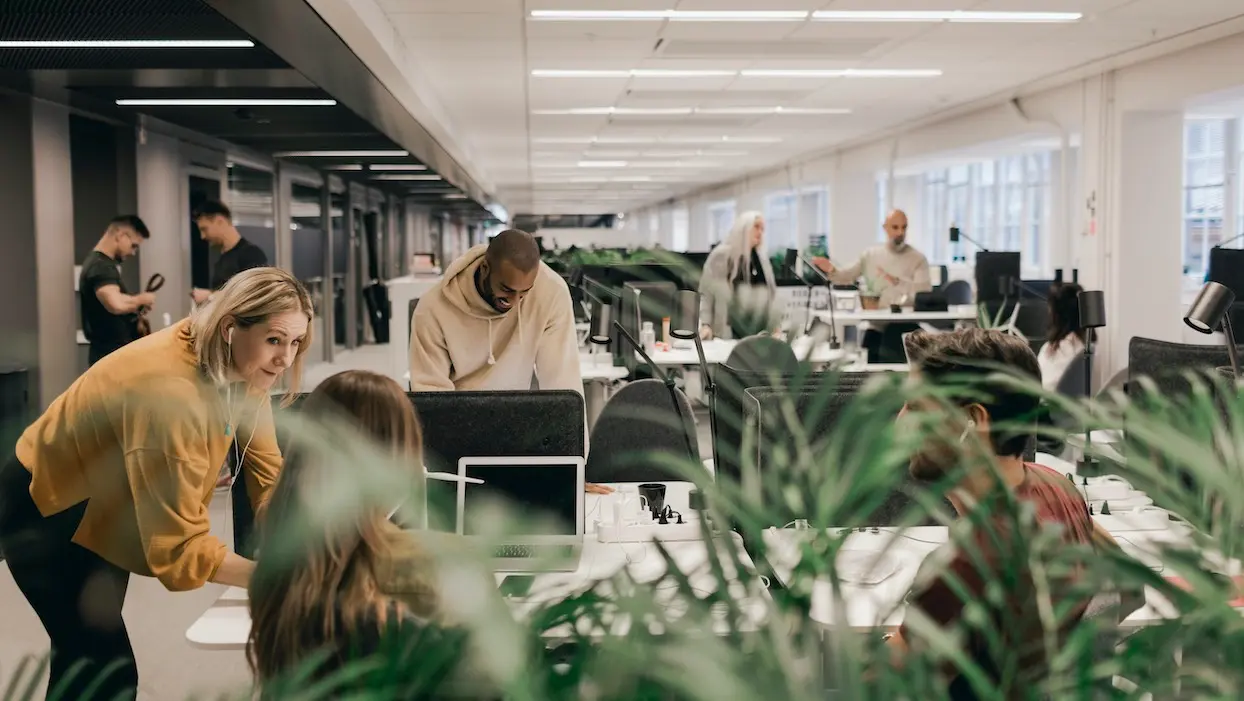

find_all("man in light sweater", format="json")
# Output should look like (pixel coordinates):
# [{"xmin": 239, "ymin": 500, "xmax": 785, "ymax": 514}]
[
  {"xmin": 410, "ymin": 229, "xmax": 582, "ymax": 393},
  {"xmin": 814, "ymin": 208, "xmax": 932, "ymax": 307}
]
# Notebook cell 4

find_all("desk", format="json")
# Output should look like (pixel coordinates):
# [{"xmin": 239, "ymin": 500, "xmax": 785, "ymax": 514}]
[
  {"xmin": 188, "ymin": 481, "xmax": 767, "ymax": 648},
  {"xmin": 813, "ymin": 306, "xmax": 977, "ymax": 328},
  {"xmin": 641, "ymin": 338, "xmax": 848, "ymax": 367}
]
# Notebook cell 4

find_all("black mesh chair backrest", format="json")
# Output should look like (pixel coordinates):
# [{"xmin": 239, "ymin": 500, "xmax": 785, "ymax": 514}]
[
  {"xmin": 943, "ymin": 279, "xmax": 973, "ymax": 306},
  {"xmin": 586, "ymin": 379, "xmax": 699, "ymax": 484},
  {"xmin": 723, "ymin": 335, "xmax": 800, "ymax": 375},
  {"xmin": 1013, "ymin": 299, "xmax": 1051, "ymax": 340},
  {"xmin": 741, "ymin": 378, "xmax": 948, "ymax": 527},
  {"xmin": 1127, "ymin": 337, "xmax": 1238, "ymax": 399}
]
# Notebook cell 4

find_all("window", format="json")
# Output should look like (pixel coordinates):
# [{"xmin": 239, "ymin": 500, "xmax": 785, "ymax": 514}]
[
  {"xmin": 1184, "ymin": 119, "xmax": 1227, "ymax": 277},
  {"xmin": 922, "ymin": 170, "xmax": 949, "ymax": 263},
  {"xmin": 1024, "ymin": 153, "xmax": 1051, "ymax": 267},
  {"xmin": 707, "ymin": 200, "xmax": 736, "ymax": 246},
  {"xmin": 671, "ymin": 206, "xmax": 689, "ymax": 252},
  {"xmin": 968, "ymin": 162, "xmax": 996, "ymax": 264},
  {"xmin": 877, "ymin": 177, "xmax": 889, "ymax": 236},
  {"xmin": 764, "ymin": 186, "xmax": 829, "ymax": 253}
]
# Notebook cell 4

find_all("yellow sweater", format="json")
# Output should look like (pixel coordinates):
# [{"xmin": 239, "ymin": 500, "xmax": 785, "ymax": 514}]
[{"xmin": 15, "ymin": 319, "xmax": 282, "ymax": 591}]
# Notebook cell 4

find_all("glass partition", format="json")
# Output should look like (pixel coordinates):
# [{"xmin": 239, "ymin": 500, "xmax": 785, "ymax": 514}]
[{"xmin": 227, "ymin": 164, "xmax": 276, "ymax": 265}]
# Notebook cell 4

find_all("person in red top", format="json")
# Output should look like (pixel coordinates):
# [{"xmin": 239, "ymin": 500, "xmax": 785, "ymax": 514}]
[{"xmin": 890, "ymin": 329, "xmax": 1120, "ymax": 700}]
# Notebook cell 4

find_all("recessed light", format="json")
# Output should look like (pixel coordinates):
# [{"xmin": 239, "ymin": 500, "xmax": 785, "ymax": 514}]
[
  {"xmin": 371, "ymin": 174, "xmax": 443, "ymax": 181},
  {"xmin": 367, "ymin": 164, "xmax": 428, "ymax": 171},
  {"xmin": 578, "ymin": 160, "xmax": 628, "ymax": 168},
  {"xmin": 274, "ymin": 150, "xmax": 410, "ymax": 157},
  {"xmin": 0, "ymin": 39, "xmax": 256, "ymax": 49},
  {"xmin": 811, "ymin": 10, "xmax": 1082, "ymax": 23},
  {"xmin": 323, "ymin": 164, "xmax": 364, "ymax": 171},
  {"xmin": 530, "ymin": 10, "xmax": 808, "ymax": 22},
  {"xmin": 115, "ymin": 98, "xmax": 336, "ymax": 107},
  {"xmin": 443, "ymin": 193, "xmax": 468, "ymax": 200},
  {"xmin": 531, "ymin": 69, "xmax": 735, "ymax": 78},
  {"xmin": 740, "ymin": 69, "xmax": 941, "ymax": 78}
]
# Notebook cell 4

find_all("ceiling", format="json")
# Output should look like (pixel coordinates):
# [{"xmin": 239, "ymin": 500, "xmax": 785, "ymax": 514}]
[
  {"xmin": 0, "ymin": 0, "xmax": 496, "ymax": 219},
  {"xmin": 371, "ymin": 0, "xmax": 1244, "ymax": 216}
]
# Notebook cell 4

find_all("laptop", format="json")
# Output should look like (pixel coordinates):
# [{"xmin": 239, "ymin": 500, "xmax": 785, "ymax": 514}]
[{"xmin": 456, "ymin": 456, "xmax": 585, "ymax": 573}]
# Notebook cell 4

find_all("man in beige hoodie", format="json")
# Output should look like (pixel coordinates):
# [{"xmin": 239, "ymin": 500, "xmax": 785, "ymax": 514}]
[{"xmin": 409, "ymin": 229, "xmax": 582, "ymax": 394}]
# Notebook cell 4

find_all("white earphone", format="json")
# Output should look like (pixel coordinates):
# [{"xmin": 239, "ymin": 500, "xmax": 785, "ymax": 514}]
[
  {"xmin": 959, "ymin": 419, "xmax": 976, "ymax": 444},
  {"xmin": 227, "ymin": 327, "xmax": 234, "ymax": 345}
]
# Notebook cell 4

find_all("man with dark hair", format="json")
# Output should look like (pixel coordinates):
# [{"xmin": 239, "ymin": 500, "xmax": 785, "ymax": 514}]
[
  {"xmin": 888, "ymin": 329, "xmax": 1119, "ymax": 699},
  {"xmin": 79, "ymin": 215, "xmax": 156, "ymax": 365},
  {"xmin": 190, "ymin": 200, "xmax": 268, "ymax": 305},
  {"xmin": 409, "ymin": 229, "xmax": 581, "ymax": 393}
]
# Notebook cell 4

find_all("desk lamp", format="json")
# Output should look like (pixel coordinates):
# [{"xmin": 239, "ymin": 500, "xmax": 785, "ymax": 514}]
[
  {"xmin": 589, "ymin": 300, "xmax": 613, "ymax": 365},
  {"xmin": 1184, "ymin": 281, "xmax": 1240, "ymax": 379},
  {"xmin": 672, "ymin": 289, "xmax": 716, "ymax": 475},
  {"xmin": 1076, "ymin": 290, "xmax": 1107, "ymax": 472}
]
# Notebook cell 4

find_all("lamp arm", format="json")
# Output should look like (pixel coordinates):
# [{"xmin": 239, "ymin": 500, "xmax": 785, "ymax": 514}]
[
  {"xmin": 794, "ymin": 251, "xmax": 840, "ymax": 348},
  {"xmin": 613, "ymin": 320, "xmax": 673, "ymax": 387},
  {"xmin": 1223, "ymin": 314, "xmax": 1241, "ymax": 379}
]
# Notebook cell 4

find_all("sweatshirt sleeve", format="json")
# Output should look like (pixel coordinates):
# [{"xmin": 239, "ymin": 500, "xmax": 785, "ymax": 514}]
[
  {"xmin": 535, "ymin": 278, "xmax": 584, "ymax": 394},
  {"xmin": 122, "ymin": 388, "xmax": 227, "ymax": 591},
  {"xmin": 241, "ymin": 397, "xmax": 282, "ymax": 518},
  {"xmin": 827, "ymin": 254, "xmax": 864, "ymax": 286},
  {"xmin": 409, "ymin": 302, "xmax": 455, "ymax": 391}
]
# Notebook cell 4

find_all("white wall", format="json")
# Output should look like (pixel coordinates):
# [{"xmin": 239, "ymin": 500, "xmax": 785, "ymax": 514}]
[
  {"xmin": 647, "ymin": 29, "xmax": 1244, "ymax": 382},
  {"xmin": 31, "ymin": 101, "xmax": 77, "ymax": 403},
  {"xmin": 137, "ymin": 132, "xmax": 191, "ymax": 325}
]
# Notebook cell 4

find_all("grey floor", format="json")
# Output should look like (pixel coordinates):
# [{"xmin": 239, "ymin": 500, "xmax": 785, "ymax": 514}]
[{"xmin": 0, "ymin": 350, "xmax": 714, "ymax": 700}]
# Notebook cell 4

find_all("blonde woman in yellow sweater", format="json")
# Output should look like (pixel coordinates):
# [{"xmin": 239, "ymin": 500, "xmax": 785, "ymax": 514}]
[{"xmin": 0, "ymin": 267, "xmax": 313, "ymax": 701}]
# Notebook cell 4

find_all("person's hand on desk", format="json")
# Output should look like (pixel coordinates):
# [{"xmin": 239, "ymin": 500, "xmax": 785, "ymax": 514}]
[
  {"xmin": 586, "ymin": 483, "xmax": 615, "ymax": 495},
  {"xmin": 699, "ymin": 324, "xmax": 714, "ymax": 340}
]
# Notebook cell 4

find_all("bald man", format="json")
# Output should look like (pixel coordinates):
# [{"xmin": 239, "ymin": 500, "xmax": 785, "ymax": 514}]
[
  {"xmin": 814, "ymin": 209, "xmax": 932, "ymax": 307},
  {"xmin": 409, "ymin": 229, "xmax": 582, "ymax": 394}
]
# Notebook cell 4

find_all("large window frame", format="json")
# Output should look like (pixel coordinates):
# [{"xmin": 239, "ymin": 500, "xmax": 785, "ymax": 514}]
[
  {"xmin": 706, "ymin": 200, "xmax": 736, "ymax": 246},
  {"xmin": 763, "ymin": 186, "xmax": 829, "ymax": 254},
  {"xmin": 1183, "ymin": 119, "xmax": 1229, "ymax": 279}
]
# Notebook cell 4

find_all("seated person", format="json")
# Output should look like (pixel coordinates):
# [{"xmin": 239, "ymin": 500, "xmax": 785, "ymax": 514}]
[
  {"xmin": 1037, "ymin": 282, "xmax": 1085, "ymax": 391},
  {"xmin": 697, "ymin": 211, "xmax": 778, "ymax": 340},
  {"xmin": 813, "ymin": 209, "xmax": 932, "ymax": 308},
  {"xmin": 248, "ymin": 370, "xmax": 476, "ymax": 693},
  {"xmin": 890, "ymin": 329, "xmax": 1124, "ymax": 699}
]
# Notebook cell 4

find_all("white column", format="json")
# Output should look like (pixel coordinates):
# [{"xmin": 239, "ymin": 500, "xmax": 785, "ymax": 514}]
[
  {"xmin": 31, "ymin": 101, "xmax": 77, "ymax": 403},
  {"xmin": 657, "ymin": 205, "xmax": 675, "ymax": 249},
  {"xmin": 830, "ymin": 170, "xmax": 879, "ymax": 263},
  {"xmin": 688, "ymin": 197, "xmax": 709, "ymax": 251}
]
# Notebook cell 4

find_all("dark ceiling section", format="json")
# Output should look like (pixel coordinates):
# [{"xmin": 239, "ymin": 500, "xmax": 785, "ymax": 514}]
[{"xmin": 0, "ymin": 0, "xmax": 496, "ymax": 221}]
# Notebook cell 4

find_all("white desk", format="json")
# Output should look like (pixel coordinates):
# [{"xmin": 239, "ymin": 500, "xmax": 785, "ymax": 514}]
[
  {"xmin": 641, "ymin": 338, "xmax": 848, "ymax": 367},
  {"xmin": 814, "ymin": 306, "xmax": 978, "ymax": 326},
  {"xmin": 579, "ymin": 353, "xmax": 629, "ymax": 429},
  {"xmin": 188, "ymin": 481, "xmax": 767, "ymax": 648}
]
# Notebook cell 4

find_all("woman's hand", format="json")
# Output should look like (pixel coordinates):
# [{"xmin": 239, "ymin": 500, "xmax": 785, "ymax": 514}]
[
  {"xmin": 210, "ymin": 551, "xmax": 256, "ymax": 589},
  {"xmin": 812, "ymin": 256, "xmax": 834, "ymax": 274},
  {"xmin": 586, "ymin": 483, "xmax": 615, "ymax": 495}
]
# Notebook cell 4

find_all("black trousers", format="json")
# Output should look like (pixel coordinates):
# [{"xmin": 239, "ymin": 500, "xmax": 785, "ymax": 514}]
[{"xmin": 0, "ymin": 456, "xmax": 137, "ymax": 701}]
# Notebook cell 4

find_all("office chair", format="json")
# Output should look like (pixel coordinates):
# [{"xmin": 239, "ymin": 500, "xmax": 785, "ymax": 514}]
[
  {"xmin": 723, "ymin": 335, "xmax": 800, "ymax": 375},
  {"xmin": 586, "ymin": 379, "xmax": 700, "ymax": 484},
  {"xmin": 942, "ymin": 279, "xmax": 973, "ymax": 306},
  {"xmin": 1127, "ymin": 337, "xmax": 1239, "ymax": 400}
]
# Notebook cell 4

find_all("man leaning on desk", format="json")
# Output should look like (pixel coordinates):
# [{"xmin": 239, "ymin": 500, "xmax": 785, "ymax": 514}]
[
  {"xmin": 408, "ymin": 229, "xmax": 611, "ymax": 494},
  {"xmin": 813, "ymin": 209, "xmax": 932, "ymax": 308},
  {"xmin": 888, "ymin": 329, "xmax": 1129, "ymax": 699}
]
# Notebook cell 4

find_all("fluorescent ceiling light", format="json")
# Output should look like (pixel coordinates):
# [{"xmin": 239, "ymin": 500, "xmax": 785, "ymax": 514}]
[
  {"xmin": 530, "ymin": 10, "xmax": 808, "ymax": 22},
  {"xmin": 533, "ymin": 106, "xmax": 849, "ymax": 116},
  {"xmin": 323, "ymin": 164, "xmax": 364, "ymax": 171},
  {"xmin": 115, "ymin": 98, "xmax": 336, "ymax": 107},
  {"xmin": 275, "ymin": 150, "xmax": 409, "ymax": 158},
  {"xmin": 811, "ymin": 10, "xmax": 1082, "ymax": 23},
  {"xmin": 443, "ymin": 194, "xmax": 468, "ymax": 200},
  {"xmin": 532, "ymin": 69, "xmax": 734, "ymax": 78},
  {"xmin": 0, "ymin": 39, "xmax": 255, "ymax": 49},
  {"xmin": 740, "ymin": 69, "xmax": 941, "ymax": 78},
  {"xmin": 371, "ymin": 174, "xmax": 443, "ymax": 181},
  {"xmin": 533, "ymin": 135, "xmax": 782, "ymax": 145},
  {"xmin": 578, "ymin": 160, "xmax": 628, "ymax": 168},
  {"xmin": 368, "ymin": 164, "xmax": 428, "ymax": 171}
]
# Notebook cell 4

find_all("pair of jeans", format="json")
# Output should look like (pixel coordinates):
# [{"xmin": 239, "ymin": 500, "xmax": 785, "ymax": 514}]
[{"xmin": 0, "ymin": 455, "xmax": 137, "ymax": 700}]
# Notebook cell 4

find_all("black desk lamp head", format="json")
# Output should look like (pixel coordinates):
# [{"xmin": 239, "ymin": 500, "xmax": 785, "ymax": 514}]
[
  {"xmin": 1075, "ymin": 289, "xmax": 1107, "ymax": 473},
  {"xmin": 589, "ymin": 301, "xmax": 613, "ymax": 346},
  {"xmin": 1184, "ymin": 281, "xmax": 1240, "ymax": 379}
]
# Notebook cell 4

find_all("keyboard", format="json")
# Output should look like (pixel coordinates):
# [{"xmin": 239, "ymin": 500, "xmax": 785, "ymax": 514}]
[{"xmin": 492, "ymin": 544, "xmax": 577, "ymax": 560}]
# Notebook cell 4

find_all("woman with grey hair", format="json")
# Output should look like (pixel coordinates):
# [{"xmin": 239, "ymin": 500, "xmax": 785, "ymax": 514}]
[{"xmin": 697, "ymin": 210, "xmax": 778, "ymax": 340}]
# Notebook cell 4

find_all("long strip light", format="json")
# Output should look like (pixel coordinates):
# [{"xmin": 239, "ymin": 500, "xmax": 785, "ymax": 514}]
[
  {"xmin": 533, "ymin": 68, "xmax": 938, "ymax": 79},
  {"xmin": 367, "ymin": 164, "xmax": 428, "ymax": 171},
  {"xmin": 370, "ymin": 174, "xmax": 443, "ymax": 181},
  {"xmin": 274, "ymin": 150, "xmax": 409, "ymax": 157},
  {"xmin": 531, "ymin": 10, "xmax": 808, "ymax": 22},
  {"xmin": 0, "ymin": 39, "xmax": 256, "ymax": 48},
  {"xmin": 116, "ymin": 98, "xmax": 336, "ymax": 107},
  {"xmin": 811, "ymin": 11, "xmax": 1082, "ymax": 23},
  {"xmin": 532, "ymin": 106, "xmax": 850, "ymax": 115},
  {"xmin": 533, "ymin": 135, "xmax": 782, "ymax": 145}
]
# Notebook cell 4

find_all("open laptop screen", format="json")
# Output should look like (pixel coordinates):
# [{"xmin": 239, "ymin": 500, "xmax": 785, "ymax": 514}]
[{"xmin": 460, "ymin": 462, "xmax": 581, "ymax": 536}]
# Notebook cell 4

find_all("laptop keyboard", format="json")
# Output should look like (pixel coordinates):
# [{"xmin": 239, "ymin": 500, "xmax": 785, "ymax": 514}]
[
  {"xmin": 495, "ymin": 544, "xmax": 536, "ymax": 559},
  {"xmin": 493, "ymin": 544, "xmax": 577, "ymax": 560}
]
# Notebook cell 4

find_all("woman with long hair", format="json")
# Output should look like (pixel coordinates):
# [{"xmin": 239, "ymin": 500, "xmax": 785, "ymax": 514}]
[
  {"xmin": 0, "ymin": 267, "xmax": 313, "ymax": 701},
  {"xmin": 1038, "ymin": 281, "xmax": 1086, "ymax": 391},
  {"xmin": 697, "ymin": 210, "xmax": 778, "ymax": 340},
  {"xmin": 248, "ymin": 370, "xmax": 452, "ymax": 689}
]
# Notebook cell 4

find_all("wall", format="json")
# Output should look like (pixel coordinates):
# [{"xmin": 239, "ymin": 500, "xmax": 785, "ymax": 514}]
[
  {"xmin": 32, "ymin": 101, "xmax": 78, "ymax": 403},
  {"xmin": 137, "ymin": 132, "xmax": 191, "ymax": 325},
  {"xmin": 0, "ymin": 94, "xmax": 41, "ymax": 403}
]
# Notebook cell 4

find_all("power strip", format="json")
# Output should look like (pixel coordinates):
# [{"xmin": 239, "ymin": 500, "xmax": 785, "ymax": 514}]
[{"xmin": 594, "ymin": 519, "xmax": 706, "ymax": 543}]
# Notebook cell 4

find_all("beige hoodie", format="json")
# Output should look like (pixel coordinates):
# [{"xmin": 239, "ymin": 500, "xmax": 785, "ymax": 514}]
[{"xmin": 409, "ymin": 244, "xmax": 582, "ymax": 394}]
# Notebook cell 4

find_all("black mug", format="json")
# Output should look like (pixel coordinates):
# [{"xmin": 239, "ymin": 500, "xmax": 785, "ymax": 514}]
[{"xmin": 638, "ymin": 483, "xmax": 666, "ymax": 517}]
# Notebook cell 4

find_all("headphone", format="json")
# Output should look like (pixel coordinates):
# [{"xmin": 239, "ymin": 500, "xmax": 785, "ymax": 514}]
[
  {"xmin": 227, "ymin": 327, "xmax": 234, "ymax": 345},
  {"xmin": 958, "ymin": 419, "xmax": 976, "ymax": 444}
]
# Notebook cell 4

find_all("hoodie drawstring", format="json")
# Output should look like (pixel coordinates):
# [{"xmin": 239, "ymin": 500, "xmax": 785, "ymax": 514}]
[{"xmin": 487, "ymin": 318, "xmax": 496, "ymax": 365}]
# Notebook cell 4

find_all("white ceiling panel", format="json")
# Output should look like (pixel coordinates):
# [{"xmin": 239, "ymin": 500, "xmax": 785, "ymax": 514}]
[{"xmin": 349, "ymin": 0, "xmax": 1244, "ymax": 216}]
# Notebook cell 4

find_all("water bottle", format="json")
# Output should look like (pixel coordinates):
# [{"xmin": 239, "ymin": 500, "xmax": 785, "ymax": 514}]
[{"xmin": 640, "ymin": 321, "xmax": 656, "ymax": 354}]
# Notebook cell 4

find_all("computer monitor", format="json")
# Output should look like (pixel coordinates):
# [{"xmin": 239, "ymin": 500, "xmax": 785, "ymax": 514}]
[
  {"xmin": 1209, "ymin": 247, "xmax": 1244, "ymax": 300},
  {"xmin": 974, "ymin": 252, "xmax": 1022, "ymax": 303},
  {"xmin": 456, "ymin": 456, "xmax": 585, "ymax": 573},
  {"xmin": 412, "ymin": 390, "xmax": 586, "ymax": 532}
]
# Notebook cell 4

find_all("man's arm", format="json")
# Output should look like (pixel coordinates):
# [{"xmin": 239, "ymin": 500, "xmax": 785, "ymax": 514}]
[
  {"xmin": 408, "ymin": 306, "xmax": 455, "ymax": 391},
  {"xmin": 96, "ymin": 284, "xmax": 154, "ymax": 315},
  {"xmin": 815, "ymin": 255, "xmax": 865, "ymax": 286},
  {"xmin": 535, "ymin": 280, "xmax": 584, "ymax": 394},
  {"xmin": 908, "ymin": 256, "xmax": 933, "ymax": 295}
]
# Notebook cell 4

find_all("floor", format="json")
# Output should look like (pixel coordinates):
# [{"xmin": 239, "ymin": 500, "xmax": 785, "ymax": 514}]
[{"xmin": 0, "ymin": 343, "xmax": 713, "ymax": 699}]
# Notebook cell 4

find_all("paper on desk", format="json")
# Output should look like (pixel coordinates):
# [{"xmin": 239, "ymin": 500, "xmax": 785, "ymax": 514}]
[{"xmin": 837, "ymin": 550, "xmax": 901, "ymax": 586}]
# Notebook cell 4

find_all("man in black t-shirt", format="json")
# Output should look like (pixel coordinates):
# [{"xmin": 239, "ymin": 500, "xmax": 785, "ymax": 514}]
[
  {"xmin": 79, "ymin": 215, "xmax": 156, "ymax": 366},
  {"xmin": 190, "ymin": 200, "xmax": 269, "ymax": 305}
]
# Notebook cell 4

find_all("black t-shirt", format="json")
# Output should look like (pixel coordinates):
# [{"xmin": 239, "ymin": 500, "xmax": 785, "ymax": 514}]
[
  {"xmin": 210, "ymin": 238, "xmax": 268, "ymax": 291},
  {"xmin": 79, "ymin": 251, "xmax": 135, "ymax": 352}
]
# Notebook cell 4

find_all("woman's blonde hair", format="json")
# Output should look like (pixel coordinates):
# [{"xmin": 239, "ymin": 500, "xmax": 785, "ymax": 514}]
[
  {"xmin": 724, "ymin": 210, "xmax": 764, "ymax": 281},
  {"xmin": 190, "ymin": 267, "xmax": 314, "ymax": 402},
  {"xmin": 247, "ymin": 370, "xmax": 432, "ymax": 682}
]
